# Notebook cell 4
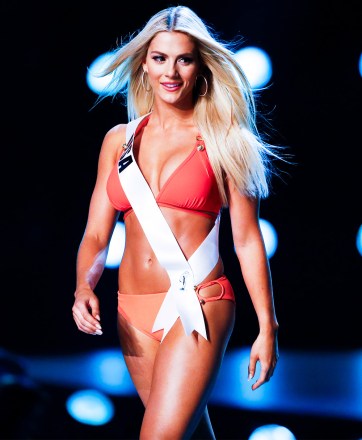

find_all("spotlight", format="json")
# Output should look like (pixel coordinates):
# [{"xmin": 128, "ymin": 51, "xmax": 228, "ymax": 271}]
[
  {"xmin": 249, "ymin": 424, "xmax": 296, "ymax": 440},
  {"xmin": 105, "ymin": 221, "xmax": 126, "ymax": 268},
  {"xmin": 66, "ymin": 389, "xmax": 114, "ymax": 425},
  {"xmin": 234, "ymin": 46, "xmax": 273, "ymax": 88},
  {"xmin": 356, "ymin": 224, "xmax": 362, "ymax": 256},
  {"xmin": 259, "ymin": 218, "xmax": 278, "ymax": 258},
  {"xmin": 86, "ymin": 52, "xmax": 114, "ymax": 95}
]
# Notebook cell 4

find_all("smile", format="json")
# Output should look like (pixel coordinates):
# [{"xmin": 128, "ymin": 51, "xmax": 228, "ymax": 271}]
[{"xmin": 161, "ymin": 82, "xmax": 182, "ymax": 91}]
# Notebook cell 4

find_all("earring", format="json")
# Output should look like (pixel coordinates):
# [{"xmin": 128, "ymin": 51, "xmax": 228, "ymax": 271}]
[
  {"xmin": 196, "ymin": 74, "xmax": 208, "ymax": 97},
  {"xmin": 141, "ymin": 70, "xmax": 152, "ymax": 92}
]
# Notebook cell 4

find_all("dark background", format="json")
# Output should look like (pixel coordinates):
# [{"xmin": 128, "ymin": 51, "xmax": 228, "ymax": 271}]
[{"xmin": 2, "ymin": 0, "xmax": 361, "ymax": 438}]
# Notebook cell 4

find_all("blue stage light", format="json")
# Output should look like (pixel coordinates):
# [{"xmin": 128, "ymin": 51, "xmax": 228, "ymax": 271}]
[
  {"xmin": 105, "ymin": 221, "xmax": 126, "ymax": 269},
  {"xmin": 359, "ymin": 53, "xmax": 362, "ymax": 77},
  {"xmin": 19, "ymin": 348, "xmax": 136, "ymax": 396},
  {"xmin": 16, "ymin": 347, "xmax": 362, "ymax": 420},
  {"xmin": 234, "ymin": 46, "xmax": 273, "ymax": 89},
  {"xmin": 66, "ymin": 389, "xmax": 114, "ymax": 425},
  {"xmin": 259, "ymin": 218, "xmax": 278, "ymax": 258},
  {"xmin": 86, "ymin": 52, "xmax": 114, "ymax": 95},
  {"xmin": 88, "ymin": 349, "xmax": 136, "ymax": 395},
  {"xmin": 356, "ymin": 224, "xmax": 362, "ymax": 256},
  {"xmin": 248, "ymin": 424, "xmax": 297, "ymax": 440}
]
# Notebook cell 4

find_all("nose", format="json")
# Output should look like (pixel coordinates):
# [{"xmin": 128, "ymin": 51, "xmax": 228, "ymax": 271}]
[{"xmin": 165, "ymin": 61, "xmax": 179, "ymax": 78}]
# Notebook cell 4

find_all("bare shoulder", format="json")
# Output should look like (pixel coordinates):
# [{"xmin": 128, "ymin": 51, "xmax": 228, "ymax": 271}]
[
  {"xmin": 106, "ymin": 123, "xmax": 127, "ymax": 138},
  {"xmin": 103, "ymin": 123, "xmax": 127, "ymax": 147},
  {"xmin": 100, "ymin": 123, "xmax": 127, "ymax": 160}
]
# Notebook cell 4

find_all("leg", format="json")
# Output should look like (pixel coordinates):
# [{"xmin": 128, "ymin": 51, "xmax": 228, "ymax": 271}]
[
  {"xmin": 118, "ymin": 312, "xmax": 215, "ymax": 438},
  {"xmin": 191, "ymin": 406, "xmax": 215, "ymax": 440},
  {"xmin": 140, "ymin": 298, "xmax": 235, "ymax": 440},
  {"xmin": 117, "ymin": 312, "xmax": 159, "ymax": 406}
]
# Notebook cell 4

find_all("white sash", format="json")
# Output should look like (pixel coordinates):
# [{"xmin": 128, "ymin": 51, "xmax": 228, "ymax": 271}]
[{"xmin": 118, "ymin": 114, "xmax": 220, "ymax": 341}]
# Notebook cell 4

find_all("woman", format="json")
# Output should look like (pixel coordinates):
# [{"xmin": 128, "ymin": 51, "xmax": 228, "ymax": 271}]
[{"xmin": 72, "ymin": 5, "xmax": 279, "ymax": 439}]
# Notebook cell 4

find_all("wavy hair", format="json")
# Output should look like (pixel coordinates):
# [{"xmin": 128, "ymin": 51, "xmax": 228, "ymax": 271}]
[{"xmin": 95, "ymin": 5, "xmax": 282, "ymax": 204}]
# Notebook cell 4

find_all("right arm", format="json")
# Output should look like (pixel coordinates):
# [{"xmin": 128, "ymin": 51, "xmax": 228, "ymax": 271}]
[{"xmin": 72, "ymin": 124, "xmax": 126, "ymax": 335}]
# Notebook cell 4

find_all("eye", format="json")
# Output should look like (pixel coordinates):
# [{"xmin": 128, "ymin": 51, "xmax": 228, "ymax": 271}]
[
  {"xmin": 152, "ymin": 55, "xmax": 165, "ymax": 63},
  {"xmin": 178, "ymin": 57, "xmax": 194, "ymax": 65}
]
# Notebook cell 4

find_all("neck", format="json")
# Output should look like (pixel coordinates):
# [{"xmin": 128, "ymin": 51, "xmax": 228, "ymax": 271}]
[{"xmin": 149, "ymin": 102, "xmax": 195, "ymax": 131}]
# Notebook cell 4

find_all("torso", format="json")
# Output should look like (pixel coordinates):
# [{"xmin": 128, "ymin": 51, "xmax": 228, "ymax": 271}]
[{"xmin": 108, "ymin": 115, "xmax": 224, "ymax": 294}]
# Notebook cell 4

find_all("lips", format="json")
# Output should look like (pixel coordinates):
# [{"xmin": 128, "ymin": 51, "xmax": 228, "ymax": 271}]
[{"xmin": 161, "ymin": 82, "xmax": 182, "ymax": 91}]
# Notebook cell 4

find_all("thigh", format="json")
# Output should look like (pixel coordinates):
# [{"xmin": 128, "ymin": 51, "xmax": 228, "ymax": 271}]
[
  {"xmin": 141, "ymin": 298, "xmax": 235, "ymax": 439},
  {"xmin": 117, "ymin": 313, "xmax": 160, "ymax": 406}
]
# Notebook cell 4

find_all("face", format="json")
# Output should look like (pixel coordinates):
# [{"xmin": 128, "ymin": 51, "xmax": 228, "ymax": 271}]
[{"xmin": 143, "ymin": 31, "xmax": 200, "ymax": 108}]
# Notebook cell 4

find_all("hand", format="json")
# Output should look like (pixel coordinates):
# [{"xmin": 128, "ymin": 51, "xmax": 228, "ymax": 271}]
[
  {"xmin": 248, "ymin": 328, "xmax": 279, "ymax": 390},
  {"xmin": 72, "ymin": 288, "xmax": 103, "ymax": 335}
]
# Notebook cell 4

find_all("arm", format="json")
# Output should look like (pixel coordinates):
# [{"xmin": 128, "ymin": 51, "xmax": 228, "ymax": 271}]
[
  {"xmin": 227, "ymin": 180, "xmax": 279, "ymax": 390},
  {"xmin": 72, "ymin": 124, "xmax": 126, "ymax": 335}
]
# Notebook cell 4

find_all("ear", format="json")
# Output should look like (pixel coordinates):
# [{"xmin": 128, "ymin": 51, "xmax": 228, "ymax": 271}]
[{"xmin": 142, "ymin": 60, "xmax": 148, "ymax": 73}]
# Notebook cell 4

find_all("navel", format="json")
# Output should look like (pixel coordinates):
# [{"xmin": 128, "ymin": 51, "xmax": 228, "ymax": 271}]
[{"xmin": 145, "ymin": 257, "xmax": 153, "ymax": 267}]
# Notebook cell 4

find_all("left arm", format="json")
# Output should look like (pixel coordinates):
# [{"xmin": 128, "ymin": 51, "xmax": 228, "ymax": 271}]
[{"xmin": 227, "ymin": 180, "xmax": 279, "ymax": 390}]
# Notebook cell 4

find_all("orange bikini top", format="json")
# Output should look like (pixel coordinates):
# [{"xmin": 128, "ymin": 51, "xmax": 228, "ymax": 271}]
[{"xmin": 106, "ymin": 116, "xmax": 222, "ymax": 219}]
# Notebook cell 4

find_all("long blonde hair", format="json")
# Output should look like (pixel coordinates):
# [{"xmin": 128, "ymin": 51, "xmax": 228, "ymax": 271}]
[{"xmin": 96, "ymin": 6, "xmax": 281, "ymax": 205}]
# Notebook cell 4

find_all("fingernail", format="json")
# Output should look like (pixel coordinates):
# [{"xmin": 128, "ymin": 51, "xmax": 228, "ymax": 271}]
[
  {"xmin": 96, "ymin": 315, "xmax": 101, "ymax": 321},
  {"xmin": 96, "ymin": 323, "xmax": 102, "ymax": 330},
  {"xmin": 248, "ymin": 374, "xmax": 252, "ymax": 381},
  {"xmin": 95, "ymin": 330, "xmax": 103, "ymax": 335}
]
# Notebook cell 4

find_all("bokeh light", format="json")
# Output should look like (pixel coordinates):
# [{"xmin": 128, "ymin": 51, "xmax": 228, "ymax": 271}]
[
  {"xmin": 259, "ymin": 218, "xmax": 278, "ymax": 258},
  {"xmin": 234, "ymin": 46, "xmax": 273, "ymax": 88},
  {"xmin": 248, "ymin": 424, "xmax": 297, "ymax": 440},
  {"xmin": 66, "ymin": 389, "xmax": 114, "ymax": 425},
  {"xmin": 86, "ymin": 52, "xmax": 114, "ymax": 95},
  {"xmin": 356, "ymin": 224, "xmax": 362, "ymax": 256},
  {"xmin": 105, "ymin": 221, "xmax": 126, "ymax": 269}
]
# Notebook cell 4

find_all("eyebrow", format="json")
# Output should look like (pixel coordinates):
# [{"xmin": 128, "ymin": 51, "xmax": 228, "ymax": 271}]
[{"xmin": 150, "ymin": 51, "xmax": 195, "ymax": 57}]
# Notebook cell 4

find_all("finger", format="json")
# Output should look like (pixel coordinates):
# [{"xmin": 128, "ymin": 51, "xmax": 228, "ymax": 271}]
[
  {"xmin": 72, "ymin": 309, "xmax": 102, "ymax": 335},
  {"xmin": 264, "ymin": 358, "xmax": 278, "ymax": 382},
  {"xmin": 252, "ymin": 366, "xmax": 270, "ymax": 390},
  {"xmin": 73, "ymin": 302, "xmax": 102, "ymax": 329},
  {"xmin": 73, "ymin": 314, "xmax": 93, "ymax": 334},
  {"xmin": 248, "ymin": 355, "xmax": 257, "ymax": 380},
  {"xmin": 266, "ymin": 364, "xmax": 276, "ymax": 380},
  {"xmin": 73, "ymin": 315, "xmax": 103, "ymax": 335},
  {"xmin": 73, "ymin": 312, "xmax": 98, "ymax": 334},
  {"xmin": 88, "ymin": 298, "xmax": 101, "ymax": 322}
]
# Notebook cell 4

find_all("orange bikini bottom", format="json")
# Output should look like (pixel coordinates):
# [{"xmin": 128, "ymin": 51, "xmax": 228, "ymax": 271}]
[{"xmin": 117, "ymin": 275, "xmax": 236, "ymax": 342}]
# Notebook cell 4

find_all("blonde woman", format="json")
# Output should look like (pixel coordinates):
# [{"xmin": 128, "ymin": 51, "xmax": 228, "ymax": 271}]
[{"xmin": 72, "ymin": 5, "xmax": 279, "ymax": 439}]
